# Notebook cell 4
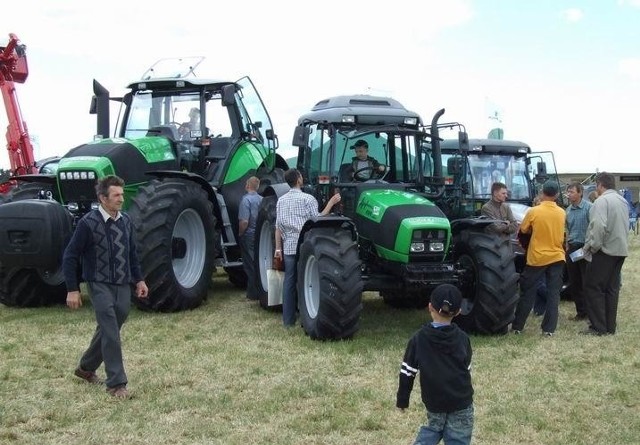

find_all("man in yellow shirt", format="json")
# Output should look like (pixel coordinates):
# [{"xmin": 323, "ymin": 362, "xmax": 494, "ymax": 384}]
[{"xmin": 511, "ymin": 181, "xmax": 566, "ymax": 336}]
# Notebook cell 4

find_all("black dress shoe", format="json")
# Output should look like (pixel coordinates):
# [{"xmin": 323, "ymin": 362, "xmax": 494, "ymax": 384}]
[{"xmin": 580, "ymin": 327, "xmax": 605, "ymax": 336}]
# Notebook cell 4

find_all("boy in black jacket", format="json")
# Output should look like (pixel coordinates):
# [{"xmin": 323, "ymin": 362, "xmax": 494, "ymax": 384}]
[{"xmin": 396, "ymin": 284, "xmax": 474, "ymax": 445}]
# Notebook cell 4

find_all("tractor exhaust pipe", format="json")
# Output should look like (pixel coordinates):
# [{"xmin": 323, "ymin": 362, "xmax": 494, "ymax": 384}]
[
  {"xmin": 430, "ymin": 108, "xmax": 445, "ymax": 180},
  {"xmin": 90, "ymin": 79, "xmax": 110, "ymax": 139}
]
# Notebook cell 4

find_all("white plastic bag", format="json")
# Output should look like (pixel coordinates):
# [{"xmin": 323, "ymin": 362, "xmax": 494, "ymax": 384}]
[{"xmin": 267, "ymin": 269, "xmax": 284, "ymax": 306}]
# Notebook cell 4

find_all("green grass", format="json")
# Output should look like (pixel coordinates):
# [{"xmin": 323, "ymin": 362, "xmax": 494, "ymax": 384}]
[{"xmin": 1, "ymin": 236, "xmax": 639, "ymax": 444}]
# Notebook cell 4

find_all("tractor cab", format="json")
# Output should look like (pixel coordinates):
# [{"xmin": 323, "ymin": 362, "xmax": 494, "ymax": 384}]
[
  {"xmin": 433, "ymin": 138, "xmax": 562, "ymax": 220},
  {"xmin": 292, "ymin": 95, "xmax": 445, "ymax": 221}
]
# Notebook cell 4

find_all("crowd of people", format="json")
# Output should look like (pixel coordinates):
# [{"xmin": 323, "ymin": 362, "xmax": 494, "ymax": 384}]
[
  {"xmin": 61, "ymin": 171, "xmax": 631, "ymax": 444},
  {"xmin": 482, "ymin": 173, "xmax": 630, "ymax": 338}
]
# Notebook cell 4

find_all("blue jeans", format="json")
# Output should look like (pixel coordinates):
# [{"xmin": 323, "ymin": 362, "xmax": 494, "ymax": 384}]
[
  {"xmin": 283, "ymin": 254, "xmax": 297, "ymax": 326},
  {"xmin": 413, "ymin": 404, "xmax": 474, "ymax": 445}
]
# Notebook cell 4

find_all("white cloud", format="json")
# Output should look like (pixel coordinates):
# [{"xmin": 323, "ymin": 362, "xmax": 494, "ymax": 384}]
[
  {"xmin": 618, "ymin": 0, "xmax": 640, "ymax": 8},
  {"xmin": 562, "ymin": 8, "xmax": 584, "ymax": 22},
  {"xmin": 619, "ymin": 58, "xmax": 640, "ymax": 80},
  {"xmin": 0, "ymin": 0, "xmax": 475, "ymax": 168}
]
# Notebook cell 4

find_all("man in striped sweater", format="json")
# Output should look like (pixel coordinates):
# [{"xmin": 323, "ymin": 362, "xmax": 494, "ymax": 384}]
[{"xmin": 63, "ymin": 175, "xmax": 148, "ymax": 398}]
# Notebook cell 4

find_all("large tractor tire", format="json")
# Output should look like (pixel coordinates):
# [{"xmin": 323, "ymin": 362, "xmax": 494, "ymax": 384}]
[
  {"xmin": 0, "ymin": 266, "xmax": 67, "ymax": 307},
  {"xmin": 297, "ymin": 227, "xmax": 363, "ymax": 340},
  {"xmin": 253, "ymin": 195, "xmax": 277, "ymax": 309},
  {"xmin": 6, "ymin": 181, "xmax": 58, "ymax": 202},
  {"xmin": 0, "ymin": 182, "xmax": 66, "ymax": 307},
  {"xmin": 128, "ymin": 179, "xmax": 217, "ymax": 312},
  {"xmin": 453, "ymin": 230, "xmax": 520, "ymax": 335}
]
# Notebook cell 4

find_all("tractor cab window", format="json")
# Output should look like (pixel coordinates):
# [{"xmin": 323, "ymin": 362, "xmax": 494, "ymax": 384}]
[
  {"xmin": 236, "ymin": 77, "xmax": 275, "ymax": 148},
  {"xmin": 468, "ymin": 154, "xmax": 529, "ymax": 199},
  {"xmin": 305, "ymin": 125, "xmax": 332, "ymax": 183},
  {"xmin": 124, "ymin": 92, "xmax": 204, "ymax": 141},
  {"xmin": 205, "ymin": 98, "xmax": 232, "ymax": 138},
  {"xmin": 334, "ymin": 133, "xmax": 389, "ymax": 182}
]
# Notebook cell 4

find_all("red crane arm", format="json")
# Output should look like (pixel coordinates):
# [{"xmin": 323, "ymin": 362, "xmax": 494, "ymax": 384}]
[{"xmin": 1, "ymin": 33, "xmax": 37, "ymax": 183}]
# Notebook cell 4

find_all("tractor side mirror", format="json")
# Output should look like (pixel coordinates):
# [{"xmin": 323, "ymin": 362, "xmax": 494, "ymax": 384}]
[
  {"xmin": 222, "ymin": 84, "xmax": 236, "ymax": 106},
  {"xmin": 458, "ymin": 131, "xmax": 469, "ymax": 151},
  {"xmin": 292, "ymin": 126, "xmax": 310, "ymax": 148},
  {"xmin": 536, "ymin": 161, "xmax": 548, "ymax": 183},
  {"xmin": 265, "ymin": 129, "xmax": 275, "ymax": 141}
]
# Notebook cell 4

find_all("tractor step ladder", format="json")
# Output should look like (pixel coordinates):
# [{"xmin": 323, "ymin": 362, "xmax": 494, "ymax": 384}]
[{"xmin": 215, "ymin": 193, "xmax": 242, "ymax": 267}]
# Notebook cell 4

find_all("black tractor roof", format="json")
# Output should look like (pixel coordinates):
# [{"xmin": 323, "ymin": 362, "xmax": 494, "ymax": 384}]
[
  {"xmin": 441, "ymin": 138, "xmax": 531, "ymax": 154},
  {"xmin": 297, "ymin": 94, "xmax": 422, "ymax": 126},
  {"xmin": 126, "ymin": 77, "xmax": 236, "ymax": 93}
]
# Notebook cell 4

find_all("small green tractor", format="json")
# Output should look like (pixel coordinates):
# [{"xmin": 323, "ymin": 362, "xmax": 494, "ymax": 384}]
[
  {"xmin": 251, "ymin": 95, "xmax": 553, "ymax": 339},
  {"xmin": 0, "ymin": 58, "xmax": 288, "ymax": 309}
]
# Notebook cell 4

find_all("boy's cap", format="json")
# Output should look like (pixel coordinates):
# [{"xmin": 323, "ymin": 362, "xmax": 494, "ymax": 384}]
[
  {"xmin": 431, "ymin": 284, "xmax": 462, "ymax": 316},
  {"xmin": 542, "ymin": 180, "xmax": 559, "ymax": 197}
]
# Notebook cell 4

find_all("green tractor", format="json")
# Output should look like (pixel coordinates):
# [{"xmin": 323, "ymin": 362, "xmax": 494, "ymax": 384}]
[
  {"xmin": 0, "ymin": 59, "xmax": 288, "ymax": 309},
  {"xmin": 435, "ymin": 137, "xmax": 563, "ymax": 273},
  {"xmin": 253, "ymin": 95, "xmax": 521, "ymax": 340}
]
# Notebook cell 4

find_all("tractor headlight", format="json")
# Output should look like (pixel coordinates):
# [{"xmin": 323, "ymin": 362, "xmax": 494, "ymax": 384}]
[
  {"xmin": 410, "ymin": 242, "xmax": 425, "ymax": 252},
  {"xmin": 429, "ymin": 242, "xmax": 445, "ymax": 252},
  {"xmin": 342, "ymin": 114, "xmax": 355, "ymax": 123},
  {"xmin": 404, "ymin": 117, "xmax": 418, "ymax": 125},
  {"xmin": 68, "ymin": 202, "xmax": 79, "ymax": 212}
]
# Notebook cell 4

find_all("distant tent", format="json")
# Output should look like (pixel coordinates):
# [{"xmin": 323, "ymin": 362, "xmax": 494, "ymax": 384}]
[{"xmin": 488, "ymin": 128, "xmax": 504, "ymax": 139}]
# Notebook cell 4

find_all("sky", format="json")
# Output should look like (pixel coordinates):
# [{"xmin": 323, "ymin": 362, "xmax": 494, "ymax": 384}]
[{"xmin": 1, "ymin": 0, "xmax": 639, "ymax": 174}]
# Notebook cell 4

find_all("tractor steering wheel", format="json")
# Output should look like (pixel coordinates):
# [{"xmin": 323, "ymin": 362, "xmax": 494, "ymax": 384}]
[
  {"xmin": 353, "ymin": 165, "xmax": 389, "ymax": 182},
  {"xmin": 353, "ymin": 166, "xmax": 376, "ymax": 182}
]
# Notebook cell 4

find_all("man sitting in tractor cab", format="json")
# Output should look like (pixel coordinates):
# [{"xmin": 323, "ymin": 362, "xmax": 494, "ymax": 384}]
[{"xmin": 344, "ymin": 139, "xmax": 386, "ymax": 181}]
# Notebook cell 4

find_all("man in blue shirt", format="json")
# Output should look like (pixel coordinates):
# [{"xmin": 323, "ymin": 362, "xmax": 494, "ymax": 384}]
[
  {"xmin": 565, "ymin": 182, "xmax": 592, "ymax": 321},
  {"xmin": 238, "ymin": 176, "xmax": 263, "ymax": 300}
]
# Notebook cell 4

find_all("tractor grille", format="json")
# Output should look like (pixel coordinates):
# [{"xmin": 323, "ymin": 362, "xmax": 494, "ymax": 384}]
[
  {"xmin": 58, "ymin": 171, "xmax": 98, "ymax": 203},
  {"xmin": 408, "ymin": 229, "xmax": 448, "ymax": 263}
]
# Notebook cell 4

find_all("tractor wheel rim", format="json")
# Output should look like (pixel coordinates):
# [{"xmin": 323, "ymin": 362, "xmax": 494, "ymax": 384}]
[
  {"xmin": 303, "ymin": 255, "xmax": 320, "ymax": 319},
  {"xmin": 172, "ymin": 208, "xmax": 205, "ymax": 288}
]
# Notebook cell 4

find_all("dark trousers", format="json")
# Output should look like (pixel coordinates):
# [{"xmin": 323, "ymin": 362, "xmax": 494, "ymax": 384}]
[
  {"xmin": 566, "ymin": 244, "xmax": 587, "ymax": 317},
  {"xmin": 283, "ymin": 255, "xmax": 298, "ymax": 326},
  {"xmin": 513, "ymin": 261, "xmax": 564, "ymax": 333},
  {"xmin": 240, "ymin": 233, "xmax": 259, "ymax": 299},
  {"xmin": 584, "ymin": 251, "xmax": 625, "ymax": 334},
  {"xmin": 79, "ymin": 282, "xmax": 131, "ymax": 388}
]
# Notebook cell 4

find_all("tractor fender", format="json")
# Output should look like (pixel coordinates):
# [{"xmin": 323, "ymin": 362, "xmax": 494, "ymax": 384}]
[
  {"xmin": 297, "ymin": 215, "xmax": 357, "ymax": 258},
  {"xmin": 145, "ymin": 170, "xmax": 222, "ymax": 231},
  {"xmin": 261, "ymin": 182, "xmax": 291, "ymax": 199},
  {"xmin": 449, "ymin": 216, "xmax": 505, "ymax": 236},
  {"xmin": 9, "ymin": 174, "xmax": 57, "ymax": 186}
]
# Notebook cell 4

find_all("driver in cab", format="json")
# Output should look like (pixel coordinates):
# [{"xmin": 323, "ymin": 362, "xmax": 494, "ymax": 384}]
[{"xmin": 348, "ymin": 139, "xmax": 385, "ymax": 181}]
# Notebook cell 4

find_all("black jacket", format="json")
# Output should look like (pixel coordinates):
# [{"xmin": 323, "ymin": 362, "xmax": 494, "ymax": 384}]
[{"xmin": 396, "ymin": 323, "xmax": 473, "ymax": 413}]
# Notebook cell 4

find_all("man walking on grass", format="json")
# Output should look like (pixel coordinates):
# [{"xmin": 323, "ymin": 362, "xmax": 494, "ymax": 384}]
[{"xmin": 63, "ymin": 175, "xmax": 148, "ymax": 398}]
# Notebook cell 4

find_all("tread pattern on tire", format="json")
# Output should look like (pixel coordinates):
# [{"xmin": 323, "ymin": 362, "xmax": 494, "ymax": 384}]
[
  {"xmin": 454, "ymin": 230, "xmax": 520, "ymax": 334},
  {"xmin": 298, "ymin": 228, "xmax": 363, "ymax": 340},
  {"xmin": 128, "ymin": 179, "xmax": 217, "ymax": 312}
]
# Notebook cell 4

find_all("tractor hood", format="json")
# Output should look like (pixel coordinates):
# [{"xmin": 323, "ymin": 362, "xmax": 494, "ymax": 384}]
[{"xmin": 355, "ymin": 189, "xmax": 451, "ymax": 262}]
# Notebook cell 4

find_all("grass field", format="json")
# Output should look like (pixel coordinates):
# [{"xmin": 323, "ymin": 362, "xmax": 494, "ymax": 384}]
[{"xmin": 1, "ymin": 236, "xmax": 639, "ymax": 445}]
